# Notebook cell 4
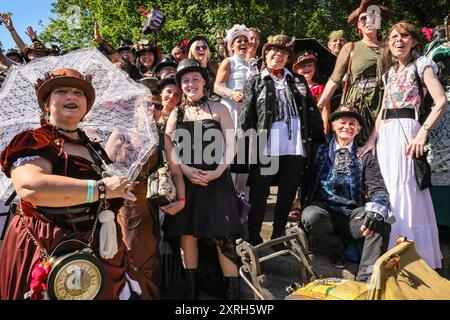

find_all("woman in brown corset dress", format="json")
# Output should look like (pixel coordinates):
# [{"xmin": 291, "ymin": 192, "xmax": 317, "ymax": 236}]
[
  {"xmin": 0, "ymin": 68, "xmax": 136, "ymax": 300},
  {"xmin": 113, "ymin": 92, "xmax": 185, "ymax": 300}
]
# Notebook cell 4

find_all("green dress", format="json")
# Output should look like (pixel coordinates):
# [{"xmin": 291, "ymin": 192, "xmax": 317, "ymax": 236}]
[{"xmin": 330, "ymin": 41, "xmax": 384, "ymax": 142}]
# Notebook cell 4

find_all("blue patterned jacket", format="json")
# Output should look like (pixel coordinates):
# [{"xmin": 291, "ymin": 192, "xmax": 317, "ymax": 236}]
[{"xmin": 303, "ymin": 136, "xmax": 395, "ymax": 223}]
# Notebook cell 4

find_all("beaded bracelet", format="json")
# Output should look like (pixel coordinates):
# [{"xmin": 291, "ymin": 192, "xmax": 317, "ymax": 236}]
[
  {"xmin": 86, "ymin": 180, "xmax": 95, "ymax": 203},
  {"xmin": 178, "ymin": 197, "xmax": 186, "ymax": 203},
  {"xmin": 97, "ymin": 180, "xmax": 106, "ymax": 200}
]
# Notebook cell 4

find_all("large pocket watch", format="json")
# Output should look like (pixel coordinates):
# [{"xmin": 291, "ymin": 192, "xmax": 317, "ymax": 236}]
[{"xmin": 46, "ymin": 247, "xmax": 106, "ymax": 300}]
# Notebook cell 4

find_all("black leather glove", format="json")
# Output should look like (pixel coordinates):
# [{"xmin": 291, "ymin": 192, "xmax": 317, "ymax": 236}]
[{"xmin": 362, "ymin": 211, "xmax": 384, "ymax": 234}]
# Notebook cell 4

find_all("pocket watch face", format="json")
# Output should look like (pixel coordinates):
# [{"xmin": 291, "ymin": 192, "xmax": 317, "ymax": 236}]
[{"xmin": 48, "ymin": 253, "xmax": 105, "ymax": 300}]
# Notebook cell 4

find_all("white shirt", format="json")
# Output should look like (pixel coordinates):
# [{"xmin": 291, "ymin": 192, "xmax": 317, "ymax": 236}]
[{"xmin": 263, "ymin": 68, "xmax": 306, "ymax": 157}]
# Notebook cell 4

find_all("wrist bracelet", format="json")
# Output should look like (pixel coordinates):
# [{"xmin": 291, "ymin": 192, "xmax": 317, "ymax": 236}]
[
  {"xmin": 97, "ymin": 180, "xmax": 106, "ymax": 200},
  {"xmin": 86, "ymin": 180, "xmax": 95, "ymax": 203},
  {"xmin": 178, "ymin": 197, "xmax": 186, "ymax": 203}
]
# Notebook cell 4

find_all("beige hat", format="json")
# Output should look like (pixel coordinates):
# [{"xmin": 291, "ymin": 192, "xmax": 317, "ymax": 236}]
[{"xmin": 329, "ymin": 30, "xmax": 347, "ymax": 41}]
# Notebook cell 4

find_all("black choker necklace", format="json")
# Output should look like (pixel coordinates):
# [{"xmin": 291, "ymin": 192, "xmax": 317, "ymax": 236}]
[
  {"xmin": 57, "ymin": 127, "xmax": 79, "ymax": 133},
  {"xmin": 187, "ymin": 96, "xmax": 207, "ymax": 108}
]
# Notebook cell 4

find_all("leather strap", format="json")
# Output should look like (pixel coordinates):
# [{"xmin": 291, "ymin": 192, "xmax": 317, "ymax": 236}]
[{"xmin": 341, "ymin": 42, "xmax": 355, "ymax": 105}]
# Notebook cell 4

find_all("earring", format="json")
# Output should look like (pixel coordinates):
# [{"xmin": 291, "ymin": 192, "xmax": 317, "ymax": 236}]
[{"xmin": 44, "ymin": 113, "xmax": 50, "ymax": 121}]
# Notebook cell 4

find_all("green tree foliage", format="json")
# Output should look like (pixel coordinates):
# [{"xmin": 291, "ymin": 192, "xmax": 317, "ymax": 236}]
[{"xmin": 39, "ymin": 0, "xmax": 450, "ymax": 57}]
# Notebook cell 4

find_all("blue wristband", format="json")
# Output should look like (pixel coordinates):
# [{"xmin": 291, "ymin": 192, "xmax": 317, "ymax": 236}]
[{"xmin": 86, "ymin": 180, "xmax": 95, "ymax": 203}]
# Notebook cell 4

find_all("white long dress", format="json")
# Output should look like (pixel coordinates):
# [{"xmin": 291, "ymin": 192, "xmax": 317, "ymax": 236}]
[
  {"xmin": 220, "ymin": 54, "xmax": 251, "ymax": 194},
  {"xmin": 376, "ymin": 57, "xmax": 443, "ymax": 268}
]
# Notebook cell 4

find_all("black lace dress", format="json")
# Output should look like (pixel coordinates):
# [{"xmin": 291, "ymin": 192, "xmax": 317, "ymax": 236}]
[{"xmin": 163, "ymin": 117, "xmax": 242, "ymax": 240}]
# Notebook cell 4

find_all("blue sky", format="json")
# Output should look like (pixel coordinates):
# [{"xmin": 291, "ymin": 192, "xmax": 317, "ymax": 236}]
[{"xmin": 1, "ymin": 0, "xmax": 55, "ymax": 50}]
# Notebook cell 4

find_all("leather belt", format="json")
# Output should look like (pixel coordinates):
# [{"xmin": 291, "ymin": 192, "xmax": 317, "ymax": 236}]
[
  {"xmin": 36, "ymin": 205, "xmax": 96, "ymax": 225},
  {"xmin": 382, "ymin": 108, "xmax": 415, "ymax": 120}
]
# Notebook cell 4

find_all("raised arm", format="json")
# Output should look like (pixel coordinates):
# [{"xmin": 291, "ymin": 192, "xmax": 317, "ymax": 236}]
[
  {"xmin": 93, "ymin": 22, "xmax": 122, "ymax": 63},
  {"xmin": 0, "ymin": 14, "xmax": 27, "ymax": 54},
  {"xmin": 25, "ymin": 26, "xmax": 38, "ymax": 43}
]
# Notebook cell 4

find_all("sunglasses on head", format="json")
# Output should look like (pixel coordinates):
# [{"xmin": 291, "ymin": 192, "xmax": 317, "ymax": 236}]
[{"xmin": 195, "ymin": 44, "xmax": 208, "ymax": 51}]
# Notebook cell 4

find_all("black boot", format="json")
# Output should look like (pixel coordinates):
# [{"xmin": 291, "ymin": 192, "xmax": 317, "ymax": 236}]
[
  {"xmin": 224, "ymin": 276, "xmax": 240, "ymax": 300},
  {"xmin": 184, "ymin": 269, "xmax": 198, "ymax": 300}
]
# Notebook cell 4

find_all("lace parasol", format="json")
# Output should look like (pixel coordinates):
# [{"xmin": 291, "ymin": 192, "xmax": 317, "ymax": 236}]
[{"xmin": 0, "ymin": 48, "xmax": 159, "ymax": 203}]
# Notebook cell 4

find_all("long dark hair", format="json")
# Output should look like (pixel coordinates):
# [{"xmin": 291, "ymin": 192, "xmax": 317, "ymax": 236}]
[
  {"xmin": 382, "ymin": 22, "xmax": 420, "ymax": 74},
  {"xmin": 136, "ymin": 50, "xmax": 156, "ymax": 74}
]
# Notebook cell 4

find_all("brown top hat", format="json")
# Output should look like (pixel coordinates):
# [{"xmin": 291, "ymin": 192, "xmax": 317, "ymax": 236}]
[
  {"xmin": 35, "ymin": 68, "xmax": 96, "ymax": 113},
  {"xmin": 262, "ymin": 34, "xmax": 295, "ymax": 61},
  {"xmin": 292, "ymin": 51, "xmax": 318, "ymax": 70},
  {"xmin": 140, "ymin": 76, "xmax": 161, "ymax": 95},
  {"xmin": 24, "ymin": 40, "xmax": 52, "ymax": 55},
  {"xmin": 329, "ymin": 104, "xmax": 364, "ymax": 126},
  {"xmin": 347, "ymin": 0, "xmax": 392, "ymax": 24},
  {"xmin": 5, "ymin": 48, "xmax": 24, "ymax": 62}
]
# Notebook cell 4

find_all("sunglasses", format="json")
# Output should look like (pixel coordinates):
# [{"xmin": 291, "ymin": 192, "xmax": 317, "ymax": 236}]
[
  {"xmin": 195, "ymin": 44, "xmax": 208, "ymax": 51},
  {"xmin": 359, "ymin": 15, "xmax": 369, "ymax": 24}
]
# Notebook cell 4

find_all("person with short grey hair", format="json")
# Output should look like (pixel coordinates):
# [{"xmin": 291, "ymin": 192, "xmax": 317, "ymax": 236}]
[{"xmin": 301, "ymin": 105, "xmax": 392, "ymax": 282}]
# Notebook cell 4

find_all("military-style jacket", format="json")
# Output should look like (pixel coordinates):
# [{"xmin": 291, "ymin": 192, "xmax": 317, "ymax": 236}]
[{"xmin": 237, "ymin": 68, "xmax": 325, "ymax": 166}]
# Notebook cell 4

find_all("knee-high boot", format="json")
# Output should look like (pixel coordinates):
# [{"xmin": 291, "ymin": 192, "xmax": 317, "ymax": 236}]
[
  {"xmin": 184, "ymin": 269, "xmax": 198, "ymax": 300},
  {"xmin": 224, "ymin": 276, "xmax": 240, "ymax": 300}
]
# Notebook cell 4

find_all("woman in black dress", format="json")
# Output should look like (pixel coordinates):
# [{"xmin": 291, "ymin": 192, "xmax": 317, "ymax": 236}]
[{"xmin": 163, "ymin": 59, "xmax": 242, "ymax": 300}]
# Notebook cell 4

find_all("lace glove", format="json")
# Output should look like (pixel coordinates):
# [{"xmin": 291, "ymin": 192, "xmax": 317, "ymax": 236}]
[{"xmin": 362, "ymin": 211, "xmax": 384, "ymax": 234}]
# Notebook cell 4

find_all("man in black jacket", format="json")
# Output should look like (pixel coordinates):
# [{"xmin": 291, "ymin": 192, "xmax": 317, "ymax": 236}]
[
  {"xmin": 301, "ymin": 105, "xmax": 393, "ymax": 282},
  {"xmin": 238, "ymin": 34, "xmax": 325, "ymax": 246}
]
